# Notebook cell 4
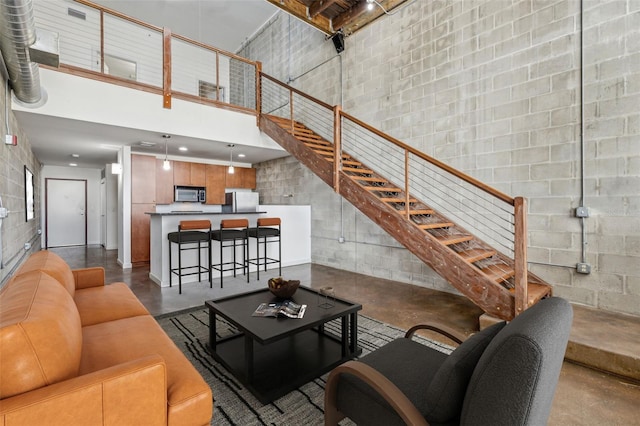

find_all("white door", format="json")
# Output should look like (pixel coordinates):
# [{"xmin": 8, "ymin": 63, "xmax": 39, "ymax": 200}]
[{"xmin": 46, "ymin": 179, "xmax": 87, "ymax": 247}]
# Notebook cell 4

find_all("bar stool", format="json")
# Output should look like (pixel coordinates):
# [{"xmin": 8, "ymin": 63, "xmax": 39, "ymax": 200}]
[
  {"xmin": 247, "ymin": 217, "xmax": 281, "ymax": 280},
  {"xmin": 210, "ymin": 218, "xmax": 249, "ymax": 287},
  {"xmin": 168, "ymin": 220, "xmax": 212, "ymax": 294}
]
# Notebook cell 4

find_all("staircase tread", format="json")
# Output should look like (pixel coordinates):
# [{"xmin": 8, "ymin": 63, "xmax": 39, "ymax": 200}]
[
  {"xmin": 315, "ymin": 150, "xmax": 352, "ymax": 159},
  {"xmin": 418, "ymin": 222, "xmax": 455, "ymax": 230},
  {"xmin": 297, "ymin": 135, "xmax": 326, "ymax": 143},
  {"xmin": 434, "ymin": 234, "xmax": 474, "ymax": 245},
  {"xmin": 480, "ymin": 264, "xmax": 516, "ymax": 283},
  {"xmin": 343, "ymin": 167, "xmax": 374, "ymax": 174},
  {"xmin": 350, "ymin": 176, "xmax": 388, "ymax": 183},
  {"xmin": 399, "ymin": 209, "xmax": 435, "ymax": 216},
  {"xmin": 305, "ymin": 142, "xmax": 334, "ymax": 151},
  {"xmin": 527, "ymin": 282, "xmax": 552, "ymax": 305},
  {"xmin": 364, "ymin": 186, "xmax": 402, "ymax": 192},
  {"xmin": 458, "ymin": 248, "xmax": 497, "ymax": 263},
  {"xmin": 381, "ymin": 197, "xmax": 418, "ymax": 203},
  {"xmin": 324, "ymin": 158, "xmax": 362, "ymax": 166}
]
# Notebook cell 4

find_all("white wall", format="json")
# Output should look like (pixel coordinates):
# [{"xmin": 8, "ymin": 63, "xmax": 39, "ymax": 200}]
[
  {"xmin": 40, "ymin": 165, "xmax": 102, "ymax": 247},
  {"xmin": 103, "ymin": 164, "xmax": 118, "ymax": 250},
  {"xmin": 15, "ymin": 69, "xmax": 280, "ymax": 151}
]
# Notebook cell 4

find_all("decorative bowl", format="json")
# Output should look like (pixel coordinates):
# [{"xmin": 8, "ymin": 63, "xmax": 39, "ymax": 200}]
[{"xmin": 268, "ymin": 277, "xmax": 300, "ymax": 299}]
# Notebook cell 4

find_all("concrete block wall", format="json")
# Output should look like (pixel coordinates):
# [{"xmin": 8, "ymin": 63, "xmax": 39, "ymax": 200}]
[
  {"xmin": 0, "ymin": 80, "xmax": 42, "ymax": 287},
  {"xmin": 248, "ymin": 0, "xmax": 640, "ymax": 316}
]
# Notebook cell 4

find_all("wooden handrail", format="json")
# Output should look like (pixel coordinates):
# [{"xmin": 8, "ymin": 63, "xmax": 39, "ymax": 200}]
[
  {"xmin": 260, "ymin": 73, "xmax": 334, "ymax": 111},
  {"xmin": 339, "ymin": 110, "xmax": 515, "ymax": 206},
  {"xmin": 172, "ymin": 33, "xmax": 257, "ymax": 65}
]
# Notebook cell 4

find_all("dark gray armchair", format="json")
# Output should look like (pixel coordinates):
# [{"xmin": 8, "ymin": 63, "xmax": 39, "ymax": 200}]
[{"xmin": 325, "ymin": 297, "xmax": 573, "ymax": 426}]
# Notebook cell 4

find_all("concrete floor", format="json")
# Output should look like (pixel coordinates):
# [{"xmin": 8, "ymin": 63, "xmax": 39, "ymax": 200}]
[{"xmin": 52, "ymin": 246, "xmax": 640, "ymax": 425}]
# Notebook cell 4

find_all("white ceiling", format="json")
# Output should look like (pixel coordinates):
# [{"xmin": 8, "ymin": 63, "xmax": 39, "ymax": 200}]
[{"xmin": 14, "ymin": 0, "xmax": 284, "ymax": 170}]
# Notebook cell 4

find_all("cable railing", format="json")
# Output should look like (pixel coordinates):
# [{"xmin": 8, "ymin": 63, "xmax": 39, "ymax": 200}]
[
  {"xmin": 259, "ymin": 72, "xmax": 529, "ymax": 316},
  {"xmin": 32, "ymin": 0, "xmax": 260, "ymax": 113}
]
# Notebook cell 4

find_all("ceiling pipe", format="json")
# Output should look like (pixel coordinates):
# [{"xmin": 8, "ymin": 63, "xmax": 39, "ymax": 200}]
[{"xmin": 0, "ymin": 0, "xmax": 42, "ymax": 104}]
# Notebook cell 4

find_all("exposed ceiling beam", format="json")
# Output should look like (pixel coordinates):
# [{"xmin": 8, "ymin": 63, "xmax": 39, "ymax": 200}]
[
  {"xmin": 331, "ymin": 0, "xmax": 369, "ymax": 32},
  {"xmin": 338, "ymin": 0, "xmax": 410, "ymax": 35},
  {"xmin": 308, "ymin": 0, "xmax": 338, "ymax": 18},
  {"xmin": 264, "ymin": 0, "xmax": 333, "ymax": 35}
]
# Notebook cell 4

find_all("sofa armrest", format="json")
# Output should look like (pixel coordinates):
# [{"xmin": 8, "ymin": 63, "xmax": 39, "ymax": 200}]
[
  {"xmin": 0, "ymin": 355, "xmax": 168, "ymax": 426},
  {"xmin": 72, "ymin": 267, "xmax": 106, "ymax": 289}
]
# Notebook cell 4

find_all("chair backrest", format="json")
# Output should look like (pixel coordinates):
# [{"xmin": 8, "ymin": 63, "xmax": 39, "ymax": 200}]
[
  {"xmin": 179, "ymin": 220, "xmax": 211, "ymax": 231},
  {"xmin": 257, "ymin": 217, "xmax": 280, "ymax": 227},
  {"xmin": 220, "ymin": 219, "xmax": 248, "ymax": 229},
  {"xmin": 460, "ymin": 297, "xmax": 573, "ymax": 425}
]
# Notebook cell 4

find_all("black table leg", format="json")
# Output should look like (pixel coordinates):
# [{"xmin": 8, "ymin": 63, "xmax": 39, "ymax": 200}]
[
  {"xmin": 245, "ymin": 335, "xmax": 254, "ymax": 382},
  {"xmin": 341, "ymin": 316, "xmax": 348, "ymax": 358},
  {"xmin": 349, "ymin": 313, "xmax": 358, "ymax": 355},
  {"xmin": 209, "ymin": 310, "xmax": 217, "ymax": 351}
]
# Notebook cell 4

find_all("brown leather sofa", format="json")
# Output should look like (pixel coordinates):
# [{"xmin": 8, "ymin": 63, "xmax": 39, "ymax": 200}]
[{"xmin": 0, "ymin": 251, "xmax": 212, "ymax": 426}]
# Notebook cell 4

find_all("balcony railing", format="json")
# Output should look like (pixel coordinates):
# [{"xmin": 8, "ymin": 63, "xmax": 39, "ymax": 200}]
[{"xmin": 33, "ymin": 0, "xmax": 259, "ymax": 113}]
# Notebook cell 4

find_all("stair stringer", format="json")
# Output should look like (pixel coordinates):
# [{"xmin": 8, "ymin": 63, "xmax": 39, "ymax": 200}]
[{"xmin": 261, "ymin": 115, "xmax": 517, "ymax": 320}]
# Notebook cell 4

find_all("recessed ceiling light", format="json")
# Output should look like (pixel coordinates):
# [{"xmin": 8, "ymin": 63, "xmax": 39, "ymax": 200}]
[
  {"xmin": 238, "ymin": 153, "xmax": 246, "ymax": 158},
  {"xmin": 71, "ymin": 153, "xmax": 80, "ymax": 158},
  {"xmin": 179, "ymin": 146, "xmax": 188, "ymax": 151},
  {"xmin": 69, "ymin": 163, "xmax": 77, "ymax": 167}
]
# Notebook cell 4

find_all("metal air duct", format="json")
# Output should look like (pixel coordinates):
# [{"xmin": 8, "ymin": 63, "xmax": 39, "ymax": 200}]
[{"xmin": 0, "ymin": 0, "xmax": 42, "ymax": 104}]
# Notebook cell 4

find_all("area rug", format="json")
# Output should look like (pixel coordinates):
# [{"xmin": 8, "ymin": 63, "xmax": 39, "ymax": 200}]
[{"xmin": 156, "ymin": 308, "xmax": 453, "ymax": 426}]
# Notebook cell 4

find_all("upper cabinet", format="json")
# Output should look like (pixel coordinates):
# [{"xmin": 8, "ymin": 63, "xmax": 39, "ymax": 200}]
[
  {"xmin": 131, "ymin": 154, "xmax": 156, "ymax": 204},
  {"xmin": 205, "ymin": 165, "xmax": 226, "ymax": 204},
  {"xmin": 173, "ymin": 161, "xmax": 206, "ymax": 186},
  {"xmin": 156, "ymin": 159, "xmax": 174, "ymax": 204},
  {"xmin": 225, "ymin": 167, "xmax": 256, "ymax": 189}
]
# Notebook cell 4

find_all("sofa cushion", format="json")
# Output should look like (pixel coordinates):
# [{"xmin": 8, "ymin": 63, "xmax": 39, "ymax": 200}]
[
  {"xmin": 14, "ymin": 250, "xmax": 76, "ymax": 297},
  {"xmin": 80, "ymin": 315, "xmax": 212, "ymax": 425},
  {"xmin": 74, "ymin": 283, "xmax": 149, "ymax": 327},
  {"xmin": 0, "ymin": 271, "xmax": 82, "ymax": 399}
]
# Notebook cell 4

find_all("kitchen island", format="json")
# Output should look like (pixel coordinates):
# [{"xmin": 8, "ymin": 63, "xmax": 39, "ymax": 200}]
[{"xmin": 147, "ymin": 206, "xmax": 311, "ymax": 288}]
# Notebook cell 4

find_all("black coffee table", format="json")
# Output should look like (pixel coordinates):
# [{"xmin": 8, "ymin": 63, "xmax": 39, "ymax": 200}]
[{"xmin": 205, "ymin": 286, "xmax": 362, "ymax": 403}]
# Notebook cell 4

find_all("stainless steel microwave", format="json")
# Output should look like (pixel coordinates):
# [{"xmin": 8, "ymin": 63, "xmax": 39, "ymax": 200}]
[{"xmin": 174, "ymin": 186, "xmax": 206, "ymax": 203}]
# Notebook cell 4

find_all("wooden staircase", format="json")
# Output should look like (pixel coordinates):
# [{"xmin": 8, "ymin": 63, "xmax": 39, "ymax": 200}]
[{"xmin": 260, "ymin": 114, "xmax": 552, "ymax": 321}]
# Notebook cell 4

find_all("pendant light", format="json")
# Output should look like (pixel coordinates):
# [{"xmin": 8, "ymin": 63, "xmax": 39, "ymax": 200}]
[
  {"xmin": 228, "ymin": 144, "xmax": 235, "ymax": 174},
  {"xmin": 163, "ymin": 134, "xmax": 171, "ymax": 171}
]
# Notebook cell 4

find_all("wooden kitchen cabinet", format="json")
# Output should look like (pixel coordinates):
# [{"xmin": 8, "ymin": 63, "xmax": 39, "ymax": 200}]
[
  {"xmin": 191, "ymin": 163, "xmax": 206, "ymax": 186},
  {"xmin": 131, "ymin": 203, "xmax": 154, "ymax": 263},
  {"xmin": 205, "ymin": 164, "xmax": 226, "ymax": 204},
  {"xmin": 156, "ymin": 159, "xmax": 174, "ymax": 204},
  {"xmin": 225, "ymin": 167, "xmax": 256, "ymax": 189},
  {"xmin": 131, "ymin": 154, "xmax": 156, "ymax": 203},
  {"xmin": 173, "ymin": 161, "xmax": 206, "ymax": 186}
]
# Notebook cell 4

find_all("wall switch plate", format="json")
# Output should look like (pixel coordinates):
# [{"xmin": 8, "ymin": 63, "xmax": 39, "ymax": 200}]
[
  {"xmin": 5, "ymin": 135, "xmax": 17, "ymax": 146},
  {"xmin": 338, "ymin": 237, "xmax": 345, "ymax": 243},
  {"xmin": 575, "ymin": 206, "xmax": 590, "ymax": 218},
  {"xmin": 576, "ymin": 263, "xmax": 591, "ymax": 274},
  {"xmin": 0, "ymin": 207, "xmax": 7, "ymax": 218}
]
